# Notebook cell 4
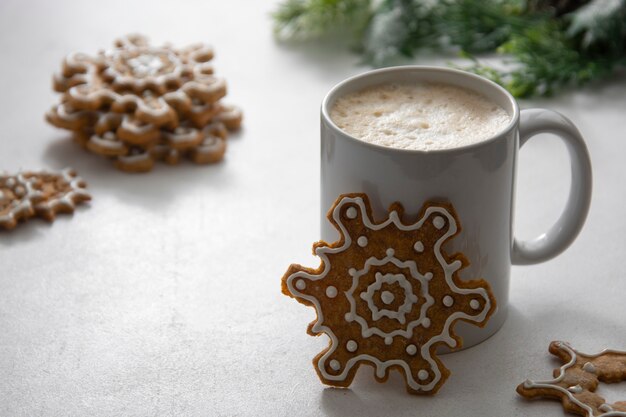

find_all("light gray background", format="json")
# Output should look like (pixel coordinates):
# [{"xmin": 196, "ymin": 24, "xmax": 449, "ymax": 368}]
[{"xmin": 0, "ymin": 1, "xmax": 625, "ymax": 416}]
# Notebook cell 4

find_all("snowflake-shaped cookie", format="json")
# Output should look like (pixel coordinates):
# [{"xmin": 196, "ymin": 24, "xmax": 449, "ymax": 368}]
[
  {"xmin": 518, "ymin": 341, "xmax": 626, "ymax": 416},
  {"xmin": 282, "ymin": 193, "xmax": 497, "ymax": 394},
  {"xmin": 53, "ymin": 33, "xmax": 224, "ymax": 126},
  {"xmin": 46, "ymin": 35, "xmax": 243, "ymax": 172},
  {"xmin": 0, "ymin": 168, "xmax": 90, "ymax": 229}
]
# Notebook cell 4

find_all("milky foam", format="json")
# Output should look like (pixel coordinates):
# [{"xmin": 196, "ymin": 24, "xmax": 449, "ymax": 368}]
[{"xmin": 329, "ymin": 82, "xmax": 510, "ymax": 151}]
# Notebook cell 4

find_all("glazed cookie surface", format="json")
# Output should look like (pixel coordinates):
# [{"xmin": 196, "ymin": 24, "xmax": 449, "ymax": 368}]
[
  {"xmin": 282, "ymin": 193, "xmax": 497, "ymax": 395},
  {"xmin": 46, "ymin": 34, "xmax": 243, "ymax": 172},
  {"xmin": 518, "ymin": 341, "xmax": 626, "ymax": 417},
  {"xmin": 0, "ymin": 168, "xmax": 90, "ymax": 229}
]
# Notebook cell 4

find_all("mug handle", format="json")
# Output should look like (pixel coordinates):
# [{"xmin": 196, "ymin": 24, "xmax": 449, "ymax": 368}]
[{"xmin": 511, "ymin": 109, "xmax": 593, "ymax": 265}]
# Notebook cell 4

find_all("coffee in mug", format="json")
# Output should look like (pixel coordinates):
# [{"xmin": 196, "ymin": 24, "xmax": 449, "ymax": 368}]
[{"xmin": 329, "ymin": 82, "xmax": 510, "ymax": 151}]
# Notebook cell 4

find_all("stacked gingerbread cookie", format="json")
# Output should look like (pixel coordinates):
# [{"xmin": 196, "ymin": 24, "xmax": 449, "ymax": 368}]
[{"xmin": 46, "ymin": 34, "xmax": 243, "ymax": 172}]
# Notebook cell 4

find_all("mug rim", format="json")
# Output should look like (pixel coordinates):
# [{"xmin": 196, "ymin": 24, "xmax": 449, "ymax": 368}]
[{"xmin": 321, "ymin": 65, "xmax": 520, "ymax": 155}]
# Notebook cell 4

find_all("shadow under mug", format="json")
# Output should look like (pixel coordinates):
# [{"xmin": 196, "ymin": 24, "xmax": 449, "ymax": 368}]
[{"xmin": 320, "ymin": 66, "xmax": 592, "ymax": 349}]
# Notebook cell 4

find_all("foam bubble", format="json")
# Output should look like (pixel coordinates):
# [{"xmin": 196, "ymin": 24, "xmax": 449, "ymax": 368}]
[{"xmin": 330, "ymin": 82, "xmax": 510, "ymax": 151}]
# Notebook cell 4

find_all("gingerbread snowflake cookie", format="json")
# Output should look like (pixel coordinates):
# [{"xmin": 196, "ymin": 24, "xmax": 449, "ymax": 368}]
[
  {"xmin": 282, "ymin": 193, "xmax": 497, "ymax": 394},
  {"xmin": 0, "ymin": 168, "xmax": 90, "ymax": 230},
  {"xmin": 518, "ymin": 341, "xmax": 626, "ymax": 416},
  {"xmin": 46, "ymin": 34, "xmax": 243, "ymax": 172}
]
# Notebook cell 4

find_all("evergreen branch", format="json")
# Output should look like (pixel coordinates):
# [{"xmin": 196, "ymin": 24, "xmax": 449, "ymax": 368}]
[
  {"xmin": 272, "ymin": 0, "xmax": 626, "ymax": 97},
  {"xmin": 437, "ymin": 0, "xmax": 544, "ymax": 53},
  {"xmin": 466, "ymin": 21, "xmax": 626, "ymax": 97},
  {"xmin": 362, "ymin": 0, "xmax": 438, "ymax": 64},
  {"xmin": 272, "ymin": 0, "xmax": 372, "ymax": 40},
  {"xmin": 566, "ymin": 0, "xmax": 626, "ymax": 53}
]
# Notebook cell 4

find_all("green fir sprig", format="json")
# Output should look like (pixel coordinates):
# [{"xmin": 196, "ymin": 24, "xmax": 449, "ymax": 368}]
[{"xmin": 272, "ymin": 0, "xmax": 626, "ymax": 97}]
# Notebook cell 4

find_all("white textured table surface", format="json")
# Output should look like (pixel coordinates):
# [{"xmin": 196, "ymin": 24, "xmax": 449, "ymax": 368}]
[{"xmin": 1, "ymin": 1, "xmax": 625, "ymax": 416}]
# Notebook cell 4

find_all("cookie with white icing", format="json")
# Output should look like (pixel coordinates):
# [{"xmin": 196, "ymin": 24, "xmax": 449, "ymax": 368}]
[
  {"xmin": 0, "ymin": 168, "xmax": 90, "ymax": 229},
  {"xmin": 282, "ymin": 193, "xmax": 496, "ymax": 395},
  {"xmin": 518, "ymin": 341, "xmax": 626, "ymax": 417},
  {"xmin": 46, "ymin": 34, "xmax": 243, "ymax": 173}
]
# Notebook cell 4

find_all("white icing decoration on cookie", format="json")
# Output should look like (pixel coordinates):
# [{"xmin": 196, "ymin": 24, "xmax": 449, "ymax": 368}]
[
  {"xmin": 433, "ymin": 216, "xmax": 445, "ymax": 229},
  {"xmin": 0, "ymin": 173, "xmax": 41, "ymax": 226},
  {"xmin": 295, "ymin": 279, "xmax": 306, "ymax": 290},
  {"xmin": 413, "ymin": 241, "xmax": 424, "ymax": 252},
  {"xmin": 418, "ymin": 370, "xmax": 429, "ymax": 380},
  {"xmin": 406, "ymin": 344, "xmax": 417, "ymax": 355},
  {"xmin": 350, "ymin": 258, "xmax": 430, "ymax": 337},
  {"xmin": 567, "ymin": 385, "xmax": 583, "ymax": 393},
  {"xmin": 443, "ymin": 295, "xmax": 454, "ymax": 307},
  {"xmin": 522, "ymin": 342, "xmax": 626, "ymax": 417},
  {"xmin": 326, "ymin": 286, "xmax": 338, "ymax": 298},
  {"xmin": 357, "ymin": 236, "xmax": 368, "ymax": 247},
  {"xmin": 381, "ymin": 291, "xmax": 395, "ymax": 305},
  {"xmin": 346, "ymin": 340, "xmax": 358, "ymax": 352},
  {"xmin": 346, "ymin": 207, "xmax": 357, "ymax": 219},
  {"xmin": 470, "ymin": 300, "xmax": 480, "ymax": 310},
  {"xmin": 128, "ymin": 53, "xmax": 165, "ymax": 76},
  {"xmin": 330, "ymin": 360, "xmax": 341, "ymax": 371},
  {"xmin": 582, "ymin": 362, "xmax": 596, "ymax": 373},
  {"xmin": 284, "ymin": 195, "xmax": 493, "ymax": 393},
  {"xmin": 358, "ymin": 272, "xmax": 419, "ymax": 326}
]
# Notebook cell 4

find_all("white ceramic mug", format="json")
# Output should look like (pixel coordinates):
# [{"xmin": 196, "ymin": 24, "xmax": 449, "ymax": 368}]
[{"xmin": 320, "ymin": 66, "xmax": 592, "ymax": 349}]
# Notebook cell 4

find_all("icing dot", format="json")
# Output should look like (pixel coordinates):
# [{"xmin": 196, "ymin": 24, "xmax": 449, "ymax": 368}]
[
  {"xmin": 567, "ymin": 385, "xmax": 583, "ymax": 394},
  {"xmin": 381, "ymin": 291, "xmax": 395, "ymax": 305},
  {"xmin": 346, "ymin": 340, "xmax": 358, "ymax": 352},
  {"xmin": 413, "ymin": 241, "xmax": 424, "ymax": 252},
  {"xmin": 422, "ymin": 318, "xmax": 431, "ymax": 328},
  {"xmin": 470, "ymin": 299, "xmax": 480, "ymax": 310},
  {"xmin": 386, "ymin": 248, "xmax": 395, "ymax": 257},
  {"xmin": 345, "ymin": 313, "xmax": 353, "ymax": 322},
  {"xmin": 582, "ymin": 362, "xmax": 596, "ymax": 373},
  {"xmin": 346, "ymin": 207, "xmax": 357, "ymax": 219},
  {"xmin": 599, "ymin": 404, "xmax": 614, "ymax": 412},
  {"xmin": 418, "ymin": 370, "xmax": 429, "ymax": 380},
  {"xmin": 357, "ymin": 236, "xmax": 368, "ymax": 247},
  {"xmin": 329, "ymin": 360, "xmax": 341, "ymax": 371},
  {"xmin": 443, "ymin": 295, "xmax": 454, "ymax": 307},
  {"xmin": 433, "ymin": 216, "xmax": 445, "ymax": 229},
  {"xmin": 348, "ymin": 268, "xmax": 357, "ymax": 276},
  {"xmin": 326, "ymin": 286, "xmax": 338, "ymax": 298},
  {"xmin": 385, "ymin": 337, "xmax": 393, "ymax": 345},
  {"xmin": 295, "ymin": 280, "xmax": 306, "ymax": 290},
  {"xmin": 406, "ymin": 344, "xmax": 417, "ymax": 355},
  {"xmin": 424, "ymin": 272, "xmax": 433, "ymax": 280}
]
